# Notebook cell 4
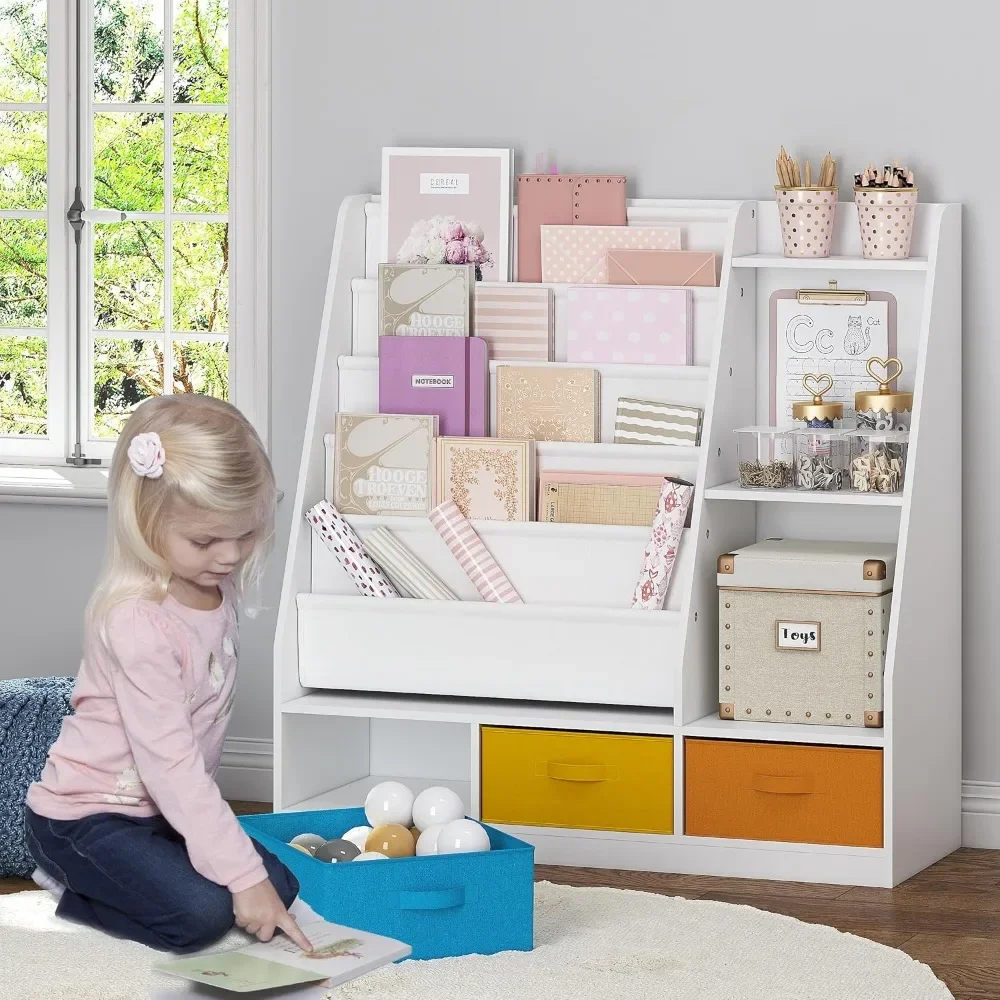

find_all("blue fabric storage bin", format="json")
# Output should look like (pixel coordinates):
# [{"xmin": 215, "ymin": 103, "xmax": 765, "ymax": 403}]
[{"xmin": 239, "ymin": 807, "xmax": 534, "ymax": 961}]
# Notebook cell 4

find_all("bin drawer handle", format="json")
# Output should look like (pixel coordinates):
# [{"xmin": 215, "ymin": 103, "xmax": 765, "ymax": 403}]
[
  {"xmin": 538, "ymin": 761, "xmax": 619, "ymax": 783},
  {"xmin": 399, "ymin": 888, "xmax": 466, "ymax": 911},
  {"xmin": 751, "ymin": 773, "xmax": 815, "ymax": 795}
]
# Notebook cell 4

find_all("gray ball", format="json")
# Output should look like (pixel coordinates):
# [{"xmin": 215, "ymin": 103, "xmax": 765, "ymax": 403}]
[
  {"xmin": 314, "ymin": 838, "xmax": 362, "ymax": 863},
  {"xmin": 289, "ymin": 833, "xmax": 327, "ymax": 855}
]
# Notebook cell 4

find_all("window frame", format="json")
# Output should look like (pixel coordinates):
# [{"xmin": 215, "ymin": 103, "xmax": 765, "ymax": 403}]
[{"xmin": 0, "ymin": 0, "xmax": 270, "ymax": 472}]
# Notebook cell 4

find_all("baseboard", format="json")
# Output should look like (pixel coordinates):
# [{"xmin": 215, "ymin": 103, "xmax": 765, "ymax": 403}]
[
  {"xmin": 962, "ymin": 781, "xmax": 1000, "ymax": 848},
  {"xmin": 218, "ymin": 737, "xmax": 273, "ymax": 803},
  {"xmin": 217, "ymin": 749, "xmax": 1000, "ymax": 851}
]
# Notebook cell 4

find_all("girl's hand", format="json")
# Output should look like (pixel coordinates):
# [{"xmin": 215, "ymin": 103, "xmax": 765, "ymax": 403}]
[{"xmin": 233, "ymin": 879, "xmax": 313, "ymax": 952}]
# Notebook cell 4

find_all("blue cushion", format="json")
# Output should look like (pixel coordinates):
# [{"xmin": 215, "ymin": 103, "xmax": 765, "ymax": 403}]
[{"xmin": 0, "ymin": 676, "xmax": 75, "ymax": 877}]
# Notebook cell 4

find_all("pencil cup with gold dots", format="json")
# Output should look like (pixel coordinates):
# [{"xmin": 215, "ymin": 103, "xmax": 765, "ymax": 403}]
[{"xmin": 774, "ymin": 147, "xmax": 838, "ymax": 258}]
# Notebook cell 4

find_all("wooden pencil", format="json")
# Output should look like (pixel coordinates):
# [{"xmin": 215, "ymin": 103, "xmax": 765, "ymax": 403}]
[{"xmin": 805, "ymin": 160, "xmax": 811, "ymax": 188}]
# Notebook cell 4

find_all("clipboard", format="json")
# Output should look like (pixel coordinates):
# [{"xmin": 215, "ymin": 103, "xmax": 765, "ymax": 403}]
[{"xmin": 769, "ymin": 281, "xmax": 898, "ymax": 426}]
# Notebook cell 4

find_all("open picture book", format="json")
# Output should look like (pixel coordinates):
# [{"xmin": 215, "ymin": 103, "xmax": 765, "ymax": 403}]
[{"xmin": 154, "ymin": 915, "xmax": 410, "ymax": 994}]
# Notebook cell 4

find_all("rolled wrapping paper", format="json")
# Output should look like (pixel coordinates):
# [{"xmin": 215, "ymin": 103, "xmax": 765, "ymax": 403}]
[
  {"xmin": 304, "ymin": 500, "xmax": 399, "ymax": 598},
  {"xmin": 429, "ymin": 501, "xmax": 523, "ymax": 604},
  {"xmin": 632, "ymin": 478, "xmax": 694, "ymax": 611},
  {"xmin": 362, "ymin": 526, "xmax": 458, "ymax": 601}
]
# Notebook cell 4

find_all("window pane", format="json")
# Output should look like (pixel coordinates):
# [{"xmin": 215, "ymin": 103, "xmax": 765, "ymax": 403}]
[
  {"xmin": 173, "ymin": 111, "xmax": 226, "ymax": 212},
  {"xmin": 173, "ymin": 221, "xmax": 226, "ymax": 332},
  {"xmin": 0, "ymin": 333, "xmax": 46, "ymax": 435},
  {"xmin": 94, "ymin": 111, "xmax": 164, "ymax": 211},
  {"xmin": 0, "ymin": 112, "xmax": 46, "ymax": 210},
  {"xmin": 93, "ymin": 335, "xmax": 162, "ymax": 437},
  {"xmin": 0, "ymin": 0, "xmax": 46, "ymax": 102},
  {"xmin": 173, "ymin": 0, "xmax": 227, "ymax": 104},
  {"xmin": 94, "ymin": 0, "xmax": 164, "ymax": 103},
  {"xmin": 173, "ymin": 336, "xmax": 226, "ymax": 398},
  {"xmin": 0, "ymin": 218, "xmax": 46, "ymax": 327},
  {"xmin": 94, "ymin": 221, "xmax": 164, "ymax": 330}
]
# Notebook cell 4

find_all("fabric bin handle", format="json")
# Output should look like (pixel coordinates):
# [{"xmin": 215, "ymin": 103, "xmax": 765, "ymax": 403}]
[
  {"xmin": 537, "ymin": 761, "xmax": 619, "ymax": 783},
  {"xmin": 399, "ymin": 888, "xmax": 466, "ymax": 911},
  {"xmin": 751, "ymin": 773, "xmax": 815, "ymax": 795}
]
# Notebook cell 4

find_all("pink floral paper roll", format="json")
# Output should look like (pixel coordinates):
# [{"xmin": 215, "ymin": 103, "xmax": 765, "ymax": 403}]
[
  {"xmin": 632, "ymin": 478, "xmax": 694, "ymax": 610},
  {"xmin": 429, "ymin": 501, "xmax": 522, "ymax": 604},
  {"xmin": 305, "ymin": 500, "xmax": 399, "ymax": 598}
]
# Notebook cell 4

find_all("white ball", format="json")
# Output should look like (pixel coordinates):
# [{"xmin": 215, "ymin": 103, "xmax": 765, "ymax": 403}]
[
  {"xmin": 436, "ymin": 819, "xmax": 491, "ymax": 855},
  {"xmin": 341, "ymin": 825, "xmax": 373, "ymax": 852},
  {"xmin": 411, "ymin": 787, "xmax": 465, "ymax": 832},
  {"xmin": 353, "ymin": 851, "xmax": 388, "ymax": 861},
  {"xmin": 415, "ymin": 824, "xmax": 445, "ymax": 857},
  {"xmin": 364, "ymin": 781, "xmax": 414, "ymax": 828}
]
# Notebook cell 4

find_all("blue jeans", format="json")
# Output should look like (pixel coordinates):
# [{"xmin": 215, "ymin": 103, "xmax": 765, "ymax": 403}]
[{"xmin": 24, "ymin": 806, "xmax": 299, "ymax": 953}]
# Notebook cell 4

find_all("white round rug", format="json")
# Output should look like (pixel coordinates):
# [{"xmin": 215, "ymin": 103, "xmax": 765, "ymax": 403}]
[{"xmin": 0, "ymin": 882, "xmax": 952, "ymax": 1000}]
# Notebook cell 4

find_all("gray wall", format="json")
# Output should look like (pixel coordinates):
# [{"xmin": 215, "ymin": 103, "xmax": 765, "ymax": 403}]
[
  {"xmin": 270, "ymin": 0, "xmax": 992, "ymax": 782},
  {"xmin": 0, "ymin": 0, "xmax": 991, "ymax": 799}
]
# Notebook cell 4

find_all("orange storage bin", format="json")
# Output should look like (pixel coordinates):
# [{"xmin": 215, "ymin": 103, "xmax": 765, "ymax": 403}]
[{"xmin": 685, "ymin": 737, "xmax": 882, "ymax": 848}]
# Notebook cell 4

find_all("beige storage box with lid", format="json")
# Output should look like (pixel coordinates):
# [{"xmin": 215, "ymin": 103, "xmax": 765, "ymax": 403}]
[{"xmin": 717, "ymin": 539, "xmax": 895, "ymax": 728}]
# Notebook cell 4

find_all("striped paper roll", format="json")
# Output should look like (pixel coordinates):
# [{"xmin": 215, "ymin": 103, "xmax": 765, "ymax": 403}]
[
  {"xmin": 363, "ymin": 526, "xmax": 458, "ymax": 601},
  {"xmin": 305, "ymin": 500, "xmax": 399, "ymax": 598},
  {"xmin": 614, "ymin": 397, "xmax": 703, "ymax": 447},
  {"xmin": 429, "ymin": 501, "xmax": 523, "ymax": 604}
]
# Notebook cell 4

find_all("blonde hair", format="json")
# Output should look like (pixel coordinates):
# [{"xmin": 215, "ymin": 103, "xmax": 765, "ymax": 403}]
[{"xmin": 87, "ymin": 395, "xmax": 277, "ymax": 640}]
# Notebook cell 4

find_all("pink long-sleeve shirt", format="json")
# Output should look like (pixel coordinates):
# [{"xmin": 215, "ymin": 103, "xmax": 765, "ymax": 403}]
[{"xmin": 27, "ymin": 589, "xmax": 268, "ymax": 894}]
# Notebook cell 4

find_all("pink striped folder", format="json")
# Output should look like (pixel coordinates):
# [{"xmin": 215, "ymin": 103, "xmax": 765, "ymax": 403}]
[
  {"xmin": 429, "ymin": 500, "xmax": 522, "ymax": 604},
  {"xmin": 472, "ymin": 286, "xmax": 553, "ymax": 361}
]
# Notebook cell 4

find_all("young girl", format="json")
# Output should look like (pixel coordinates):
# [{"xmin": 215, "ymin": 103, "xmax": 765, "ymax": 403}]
[{"xmin": 24, "ymin": 394, "xmax": 312, "ymax": 955}]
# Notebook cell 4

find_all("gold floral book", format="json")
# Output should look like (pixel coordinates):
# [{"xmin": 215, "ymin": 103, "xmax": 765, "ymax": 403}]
[
  {"xmin": 495, "ymin": 366, "xmax": 601, "ymax": 443},
  {"xmin": 435, "ymin": 436, "xmax": 535, "ymax": 521}
]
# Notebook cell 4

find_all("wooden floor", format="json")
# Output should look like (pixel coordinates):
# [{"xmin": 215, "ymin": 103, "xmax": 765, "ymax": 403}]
[{"xmin": 4, "ymin": 801, "xmax": 995, "ymax": 1000}]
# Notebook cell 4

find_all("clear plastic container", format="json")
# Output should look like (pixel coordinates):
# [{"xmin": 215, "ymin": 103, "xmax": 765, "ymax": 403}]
[
  {"xmin": 735, "ymin": 427, "xmax": 792, "ymax": 489},
  {"xmin": 848, "ymin": 429, "xmax": 909, "ymax": 494},
  {"xmin": 792, "ymin": 429, "xmax": 848, "ymax": 491}
]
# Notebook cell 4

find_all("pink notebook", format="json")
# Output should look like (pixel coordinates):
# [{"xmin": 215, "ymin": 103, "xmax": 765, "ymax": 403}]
[{"xmin": 378, "ymin": 335, "xmax": 488, "ymax": 437}]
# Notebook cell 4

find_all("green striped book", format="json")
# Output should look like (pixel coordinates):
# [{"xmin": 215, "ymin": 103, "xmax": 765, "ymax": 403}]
[{"xmin": 614, "ymin": 397, "xmax": 702, "ymax": 447}]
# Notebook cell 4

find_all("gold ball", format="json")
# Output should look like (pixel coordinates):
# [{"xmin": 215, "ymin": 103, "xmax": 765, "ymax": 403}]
[
  {"xmin": 365, "ymin": 823, "xmax": 415, "ymax": 859},
  {"xmin": 289, "ymin": 843, "xmax": 312, "ymax": 856}
]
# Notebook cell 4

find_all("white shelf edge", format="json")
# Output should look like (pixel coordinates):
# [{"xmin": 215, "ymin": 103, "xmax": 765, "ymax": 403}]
[
  {"xmin": 499, "ymin": 824, "xmax": 886, "ymax": 856},
  {"xmin": 731, "ymin": 253, "xmax": 929, "ymax": 271},
  {"xmin": 343, "ymin": 513, "xmax": 659, "ymax": 539},
  {"xmin": 704, "ymin": 482, "xmax": 904, "ymax": 506},
  {"xmin": 338, "ymin": 353, "xmax": 711, "ymax": 383},
  {"xmin": 281, "ymin": 691, "xmax": 675, "ymax": 733},
  {"xmin": 296, "ymin": 592, "xmax": 683, "ymax": 628},
  {"xmin": 683, "ymin": 713, "xmax": 885, "ymax": 748},
  {"xmin": 351, "ymin": 275, "xmax": 721, "ymax": 301}
]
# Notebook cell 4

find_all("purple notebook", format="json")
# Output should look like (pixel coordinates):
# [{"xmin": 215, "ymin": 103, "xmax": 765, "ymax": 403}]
[{"xmin": 378, "ymin": 336, "xmax": 488, "ymax": 437}]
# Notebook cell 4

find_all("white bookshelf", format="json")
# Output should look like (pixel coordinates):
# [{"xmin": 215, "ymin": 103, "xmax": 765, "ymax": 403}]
[{"xmin": 274, "ymin": 194, "xmax": 961, "ymax": 887}]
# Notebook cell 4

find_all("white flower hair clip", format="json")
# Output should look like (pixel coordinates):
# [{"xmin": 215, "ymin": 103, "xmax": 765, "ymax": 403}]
[{"xmin": 127, "ymin": 431, "xmax": 166, "ymax": 479}]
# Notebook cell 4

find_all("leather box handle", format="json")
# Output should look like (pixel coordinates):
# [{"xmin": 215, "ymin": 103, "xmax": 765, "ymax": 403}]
[
  {"xmin": 751, "ymin": 773, "xmax": 815, "ymax": 795},
  {"xmin": 536, "ymin": 761, "xmax": 619, "ymax": 783}
]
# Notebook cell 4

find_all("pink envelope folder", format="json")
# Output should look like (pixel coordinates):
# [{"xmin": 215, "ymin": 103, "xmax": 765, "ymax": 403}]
[{"xmin": 606, "ymin": 249, "xmax": 718, "ymax": 287}]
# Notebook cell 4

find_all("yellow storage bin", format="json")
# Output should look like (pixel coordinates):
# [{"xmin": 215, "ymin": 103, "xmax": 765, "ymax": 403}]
[{"xmin": 480, "ymin": 726, "xmax": 673, "ymax": 834}]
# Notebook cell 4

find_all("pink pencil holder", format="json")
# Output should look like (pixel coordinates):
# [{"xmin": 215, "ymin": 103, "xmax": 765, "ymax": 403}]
[
  {"xmin": 775, "ymin": 187, "xmax": 838, "ymax": 258},
  {"xmin": 854, "ymin": 187, "xmax": 918, "ymax": 259}
]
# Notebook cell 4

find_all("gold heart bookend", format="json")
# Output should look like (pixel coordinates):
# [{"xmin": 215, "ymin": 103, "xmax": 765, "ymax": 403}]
[
  {"xmin": 801, "ymin": 372, "xmax": 834, "ymax": 402},
  {"xmin": 866, "ymin": 356, "xmax": 903, "ymax": 389}
]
